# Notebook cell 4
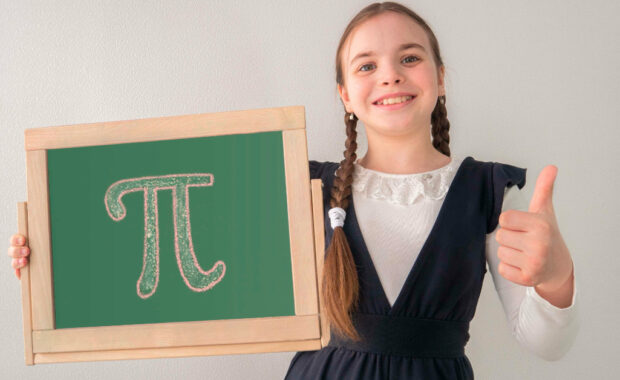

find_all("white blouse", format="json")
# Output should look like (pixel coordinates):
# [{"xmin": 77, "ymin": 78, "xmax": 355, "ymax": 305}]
[{"xmin": 350, "ymin": 154, "xmax": 579, "ymax": 361}]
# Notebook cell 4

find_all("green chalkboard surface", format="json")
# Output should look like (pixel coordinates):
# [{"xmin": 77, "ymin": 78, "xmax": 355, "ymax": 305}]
[{"xmin": 48, "ymin": 131, "xmax": 295, "ymax": 329}]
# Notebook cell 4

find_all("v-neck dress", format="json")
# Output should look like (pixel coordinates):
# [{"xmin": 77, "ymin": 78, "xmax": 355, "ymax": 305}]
[{"xmin": 284, "ymin": 156, "xmax": 527, "ymax": 380}]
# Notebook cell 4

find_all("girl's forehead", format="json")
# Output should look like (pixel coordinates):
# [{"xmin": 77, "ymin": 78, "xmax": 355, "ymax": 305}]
[{"xmin": 343, "ymin": 12, "xmax": 429, "ymax": 63}]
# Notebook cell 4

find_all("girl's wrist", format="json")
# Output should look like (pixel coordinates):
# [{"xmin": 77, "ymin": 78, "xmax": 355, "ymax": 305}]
[{"xmin": 533, "ymin": 260, "xmax": 574, "ymax": 308}]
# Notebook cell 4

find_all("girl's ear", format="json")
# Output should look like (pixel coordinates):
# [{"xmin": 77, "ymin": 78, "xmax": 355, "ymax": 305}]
[
  {"xmin": 337, "ymin": 84, "xmax": 352, "ymax": 113},
  {"xmin": 437, "ymin": 65, "xmax": 446, "ymax": 97}
]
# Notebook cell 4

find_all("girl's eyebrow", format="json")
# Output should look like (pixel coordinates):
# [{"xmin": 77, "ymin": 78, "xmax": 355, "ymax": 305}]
[{"xmin": 350, "ymin": 43, "xmax": 426, "ymax": 65}]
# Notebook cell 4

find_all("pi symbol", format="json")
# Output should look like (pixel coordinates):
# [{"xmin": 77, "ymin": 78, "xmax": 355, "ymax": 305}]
[{"xmin": 104, "ymin": 174, "xmax": 226, "ymax": 299}]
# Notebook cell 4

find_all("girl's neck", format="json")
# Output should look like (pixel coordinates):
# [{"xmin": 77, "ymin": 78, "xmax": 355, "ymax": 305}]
[
  {"xmin": 359, "ymin": 120, "xmax": 450, "ymax": 174},
  {"xmin": 357, "ymin": 150, "xmax": 451, "ymax": 175}
]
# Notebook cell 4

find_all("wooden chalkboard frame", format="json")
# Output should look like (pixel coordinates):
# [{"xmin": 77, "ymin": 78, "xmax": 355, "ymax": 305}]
[{"xmin": 19, "ymin": 105, "xmax": 329, "ymax": 364}]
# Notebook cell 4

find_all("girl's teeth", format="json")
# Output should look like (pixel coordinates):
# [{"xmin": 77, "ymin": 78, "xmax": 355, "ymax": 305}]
[{"xmin": 377, "ymin": 96, "xmax": 413, "ymax": 105}]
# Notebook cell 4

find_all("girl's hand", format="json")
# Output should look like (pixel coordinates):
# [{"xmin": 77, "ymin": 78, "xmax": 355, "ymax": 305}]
[
  {"xmin": 8, "ymin": 233, "xmax": 30, "ymax": 280},
  {"xmin": 495, "ymin": 165, "xmax": 574, "ymax": 302}
]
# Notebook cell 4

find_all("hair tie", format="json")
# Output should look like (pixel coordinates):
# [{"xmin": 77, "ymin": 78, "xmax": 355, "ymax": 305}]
[{"xmin": 328, "ymin": 207, "xmax": 346, "ymax": 229}]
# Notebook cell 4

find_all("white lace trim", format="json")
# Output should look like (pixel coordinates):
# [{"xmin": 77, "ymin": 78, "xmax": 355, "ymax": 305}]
[{"xmin": 348, "ymin": 155, "xmax": 464, "ymax": 205}]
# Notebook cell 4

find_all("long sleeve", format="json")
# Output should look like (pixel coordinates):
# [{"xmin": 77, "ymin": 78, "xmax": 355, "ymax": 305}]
[{"xmin": 485, "ymin": 185, "xmax": 580, "ymax": 361}]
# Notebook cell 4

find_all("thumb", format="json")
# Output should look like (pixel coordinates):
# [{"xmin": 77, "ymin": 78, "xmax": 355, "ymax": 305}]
[{"xmin": 528, "ymin": 164, "xmax": 558, "ymax": 214}]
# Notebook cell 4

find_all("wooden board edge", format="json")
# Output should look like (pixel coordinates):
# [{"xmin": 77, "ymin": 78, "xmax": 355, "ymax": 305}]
[
  {"xmin": 18, "ymin": 201, "xmax": 34, "ymax": 365},
  {"xmin": 310, "ymin": 179, "xmax": 330, "ymax": 347},
  {"xmin": 33, "ymin": 314, "xmax": 320, "ymax": 354},
  {"xmin": 282, "ymin": 128, "xmax": 318, "ymax": 317},
  {"xmin": 26, "ymin": 150, "xmax": 55, "ymax": 330},
  {"xmin": 33, "ymin": 338, "xmax": 321, "ymax": 364},
  {"xmin": 25, "ymin": 106, "xmax": 306, "ymax": 150}
]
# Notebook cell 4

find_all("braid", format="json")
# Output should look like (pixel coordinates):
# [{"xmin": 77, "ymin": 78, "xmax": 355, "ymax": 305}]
[
  {"xmin": 331, "ymin": 113, "xmax": 358, "ymax": 211},
  {"xmin": 431, "ymin": 95, "xmax": 451, "ymax": 157},
  {"xmin": 321, "ymin": 111, "xmax": 362, "ymax": 342}
]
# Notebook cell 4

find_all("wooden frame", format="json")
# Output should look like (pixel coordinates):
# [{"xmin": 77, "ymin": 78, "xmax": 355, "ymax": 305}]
[
  {"xmin": 310, "ymin": 179, "xmax": 331, "ymax": 347},
  {"xmin": 20, "ymin": 105, "xmax": 329, "ymax": 364}
]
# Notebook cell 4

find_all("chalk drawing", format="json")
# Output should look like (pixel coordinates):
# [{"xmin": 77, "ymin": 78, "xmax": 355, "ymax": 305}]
[{"xmin": 104, "ymin": 174, "xmax": 226, "ymax": 299}]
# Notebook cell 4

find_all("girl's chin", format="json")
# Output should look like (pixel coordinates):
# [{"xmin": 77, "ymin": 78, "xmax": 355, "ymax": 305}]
[
  {"xmin": 368, "ymin": 116, "xmax": 417, "ymax": 128},
  {"xmin": 366, "ymin": 111, "xmax": 432, "ymax": 127},
  {"xmin": 366, "ymin": 123, "xmax": 424, "ymax": 136}
]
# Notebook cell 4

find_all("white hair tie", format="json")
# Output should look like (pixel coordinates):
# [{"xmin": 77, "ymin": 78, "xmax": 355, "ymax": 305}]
[{"xmin": 328, "ymin": 207, "xmax": 346, "ymax": 229}]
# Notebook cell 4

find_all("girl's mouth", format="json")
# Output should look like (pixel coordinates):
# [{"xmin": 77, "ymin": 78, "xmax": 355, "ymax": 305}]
[{"xmin": 373, "ymin": 95, "xmax": 416, "ymax": 110}]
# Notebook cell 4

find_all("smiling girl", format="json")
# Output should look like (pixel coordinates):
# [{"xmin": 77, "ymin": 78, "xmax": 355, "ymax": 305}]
[{"xmin": 282, "ymin": 2, "xmax": 579, "ymax": 379}]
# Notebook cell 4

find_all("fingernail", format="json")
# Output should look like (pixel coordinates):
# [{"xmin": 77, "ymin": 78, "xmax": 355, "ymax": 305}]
[
  {"xmin": 21, "ymin": 248, "xmax": 28, "ymax": 255},
  {"xmin": 19, "ymin": 237, "xmax": 24, "ymax": 244}
]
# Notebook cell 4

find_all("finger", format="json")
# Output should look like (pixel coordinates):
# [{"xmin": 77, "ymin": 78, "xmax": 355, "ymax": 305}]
[
  {"xmin": 15, "ymin": 268, "xmax": 21, "ymax": 280},
  {"xmin": 8, "ymin": 246, "xmax": 21, "ymax": 258},
  {"xmin": 12, "ymin": 257, "xmax": 28, "ymax": 269},
  {"xmin": 8, "ymin": 245, "xmax": 29, "ymax": 258},
  {"xmin": 497, "ymin": 261, "xmax": 527, "ymax": 286},
  {"xmin": 495, "ymin": 227, "xmax": 527, "ymax": 251},
  {"xmin": 497, "ymin": 245, "xmax": 526, "ymax": 269},
  {"xmin": 528, "ymin": 165, "xmax": 557, "ymax": 214},
  {"xmin": 10, "ymin": 234, "xmax": 26, "ymax": 246},
  {"xmin": 499, "ymin": 209, "xmax": 538, "ymax": 232}
]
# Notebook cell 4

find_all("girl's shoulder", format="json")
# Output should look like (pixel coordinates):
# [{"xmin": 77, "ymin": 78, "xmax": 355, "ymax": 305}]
[
  {"xmin": 466, "ymin": 156, "xmax": 527, "ymax": 233},
  {"xmin": 462, "ymin": 156, "xmax": 527, "ymax": 186},
  {"xmin": 472, "ymin": 156, "xmax": 527, "ymax": 189}
]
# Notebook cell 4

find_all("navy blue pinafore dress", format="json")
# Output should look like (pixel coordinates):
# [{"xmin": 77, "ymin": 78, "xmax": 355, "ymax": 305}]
[{"xmin": 284, "ymin": 156, "xmax": 527, "ymax": 380}]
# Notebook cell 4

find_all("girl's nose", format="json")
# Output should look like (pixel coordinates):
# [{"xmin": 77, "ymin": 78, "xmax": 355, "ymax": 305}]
[
  {"xmin": 383, "ymin": 78, "xmax": 401, "ymax": 85},
  {"xmin": 380, "ymin": 66, "xmax": 404, "ymax": 85}
]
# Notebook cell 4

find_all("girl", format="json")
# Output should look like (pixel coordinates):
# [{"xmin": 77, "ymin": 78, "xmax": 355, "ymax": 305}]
[
  {"xmin": 281, "ymin": 2, "xmax": 578, "ymax": 379},
  {"xmin": 9, "ymin": 2, "xmax": 578, "ymax": 379}
]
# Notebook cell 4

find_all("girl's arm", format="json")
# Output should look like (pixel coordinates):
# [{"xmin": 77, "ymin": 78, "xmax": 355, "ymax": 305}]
[{"xmin": 485, "ymin": 185, "xmax": 580, "ymax": 361}]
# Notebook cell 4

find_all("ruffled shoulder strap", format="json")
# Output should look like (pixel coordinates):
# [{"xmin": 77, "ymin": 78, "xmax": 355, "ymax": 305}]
[
  {"xmin": 309, "ymin": 160, "xmax": 325, "ymax": 180},
  {"xmin": 308, "ymin": 160, "xmax": 339, "ymax": 180},
  {"xmin": 487, "ymin": 161, "xmax": 527, "ymax": 233}
]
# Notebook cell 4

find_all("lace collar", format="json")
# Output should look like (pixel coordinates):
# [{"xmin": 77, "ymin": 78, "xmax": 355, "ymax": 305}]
[{"xmin": 349, "ymin": 155, "xmax": 464, "ymax": 205}]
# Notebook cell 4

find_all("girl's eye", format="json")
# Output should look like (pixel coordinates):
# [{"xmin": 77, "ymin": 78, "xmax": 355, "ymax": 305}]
[
  {"xmin": 358, "ymin": 56, "xmax": 420, "ymax": 72},
  {"xmin": 359, "ymin": 63, "xmax": 375, "ymax": 72},
  {"xmin": 402, "ymin": 55, "xmax": 420, "ymax": 63}
]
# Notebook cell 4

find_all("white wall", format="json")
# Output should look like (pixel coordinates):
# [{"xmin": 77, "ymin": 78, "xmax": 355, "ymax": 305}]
[{"xmin": 1, "ymin": 0, "xmax": 617, "ymax": 378}]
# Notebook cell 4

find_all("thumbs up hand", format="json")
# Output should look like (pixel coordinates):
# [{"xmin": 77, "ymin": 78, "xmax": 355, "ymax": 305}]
[{"xmin": 495, "ymin": 165, "xmax": 574, "ymax": 307}]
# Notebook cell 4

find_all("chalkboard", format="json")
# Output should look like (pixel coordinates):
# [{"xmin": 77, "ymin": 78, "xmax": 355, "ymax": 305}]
[
  {"xmin": 21, "ymin": 106, "xmax": 322, "ymax": 364},
  {"xmin": 48, "ymin": 131, "xmax": 294, "ymax": 328}
]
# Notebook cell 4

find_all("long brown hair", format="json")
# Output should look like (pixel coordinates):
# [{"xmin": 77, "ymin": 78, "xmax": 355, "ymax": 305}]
[{"xmin": 323, "ymin": 2, "xmax": 451, "ymax": 342}]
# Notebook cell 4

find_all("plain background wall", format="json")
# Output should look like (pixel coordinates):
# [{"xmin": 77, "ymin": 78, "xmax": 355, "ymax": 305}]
[{"xmin": 1, "ymin": 0, "xmax": 618, "ymax": 378}]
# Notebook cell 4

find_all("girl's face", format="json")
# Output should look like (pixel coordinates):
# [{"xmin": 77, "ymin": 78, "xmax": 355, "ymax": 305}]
[{"xmin": 338, "ymin": 12, "xmax": 445, "ymax": 137}]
